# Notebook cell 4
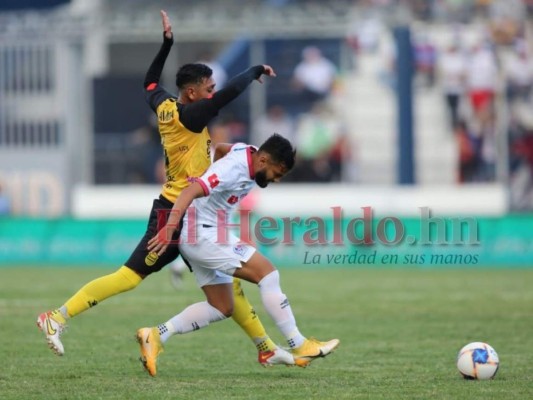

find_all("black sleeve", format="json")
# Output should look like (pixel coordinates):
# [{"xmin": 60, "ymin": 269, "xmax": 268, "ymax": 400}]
[
  {"xmin": 144, "ymin": 33, "xmax": 173, "ymax": 88},
  {"xmin": 179, "ymin": 65, "xmax": 265, "ymax": 133},
  {"xmin": 145, "ymin": 85, "xmax": 176, "ymax": 113},
  {"xmin": 144, "ymin": 34, "xmax": 175, "ymax": 112}
]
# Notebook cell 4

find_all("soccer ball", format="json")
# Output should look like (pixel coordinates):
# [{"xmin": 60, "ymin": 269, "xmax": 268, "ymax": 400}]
[{"xmin": 456, "ymin": 342, "xmax": 499, "ymax": 380}]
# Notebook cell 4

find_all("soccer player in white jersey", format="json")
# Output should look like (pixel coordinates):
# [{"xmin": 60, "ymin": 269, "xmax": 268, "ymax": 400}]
[{"xmin": 136, "ymin": 133, "xmax": 339, "ymax": 376}]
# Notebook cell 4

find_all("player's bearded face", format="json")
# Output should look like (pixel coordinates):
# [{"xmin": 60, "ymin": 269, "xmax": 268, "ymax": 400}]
[
  {"xmin": 255, "ymin": 161, "xmax": 288, "ymax": 188},
  {"xmin": 254, "ymin": 169, "xmax": 269, "ymax": 188}
]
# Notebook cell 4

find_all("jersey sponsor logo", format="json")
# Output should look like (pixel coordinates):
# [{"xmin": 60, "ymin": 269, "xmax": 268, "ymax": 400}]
[
  {"xmin": 158, "ymin": 109, "xmax": 174, "ymax": 122},
  {"xmin": 227, "ymin": 195, "xmax": 238, "ymax": 205},
  {"xmin": 208, "ymin": 174, "xmax": 219, "ymax": 188},
  {"xmin": 233, "ymin": 244, "xmax": 246, "ymax": 257},
  {"xmin": 177, "ymin": 145, "xmax": 189, "ymax": 152},
  {"xmin": 145, "ymin": 251, "xmax": 159, "ymax": 266}
]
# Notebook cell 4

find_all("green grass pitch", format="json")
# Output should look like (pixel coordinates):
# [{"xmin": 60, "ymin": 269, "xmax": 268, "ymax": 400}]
[{"xmin": 0, "ymin": 267, "xmax": 532, "ymax": 400}]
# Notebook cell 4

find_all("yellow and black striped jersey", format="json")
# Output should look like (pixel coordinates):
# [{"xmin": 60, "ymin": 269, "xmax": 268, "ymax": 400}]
[{"xmin": 152, "ymin": 93, "xmax": 211, "ymax": 202}]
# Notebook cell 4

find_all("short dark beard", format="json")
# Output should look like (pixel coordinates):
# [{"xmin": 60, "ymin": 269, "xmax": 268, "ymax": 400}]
[{"xmin": 254, "ymin": 170, "xmax": 269, "ymax": 188}]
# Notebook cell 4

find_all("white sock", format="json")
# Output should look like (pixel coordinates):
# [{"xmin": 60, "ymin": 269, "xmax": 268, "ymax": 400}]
[
  {"xmin": 258, "ymin": 270, "xmax": 305, "ymax": 349},
  {"xmin": 157, "ymin": 301, "xmax": 226, "ymax": 343},
  {"xmin": 58, "ymin": 306, "xmax": 69, "ymax": 320}
]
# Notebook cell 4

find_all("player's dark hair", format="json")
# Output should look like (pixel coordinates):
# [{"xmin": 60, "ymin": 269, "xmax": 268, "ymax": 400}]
[
  {"xmin": 258, "ymin": 133, "xmax": 296, "ymax": 171},
  {"xmin": 176, "ymin": 63, "xmax": 213, "ymax": 89}
]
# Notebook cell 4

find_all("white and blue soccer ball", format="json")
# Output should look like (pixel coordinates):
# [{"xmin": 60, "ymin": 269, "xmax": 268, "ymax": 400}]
[{"xmin": 456, "ymin": 342, "xmax": 499, "ymax": 380}]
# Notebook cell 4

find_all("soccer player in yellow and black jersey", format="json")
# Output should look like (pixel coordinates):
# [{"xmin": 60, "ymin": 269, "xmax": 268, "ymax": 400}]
[{"xmin": 37, "ymin": 10, "xmax": 297, "ymax": 368}]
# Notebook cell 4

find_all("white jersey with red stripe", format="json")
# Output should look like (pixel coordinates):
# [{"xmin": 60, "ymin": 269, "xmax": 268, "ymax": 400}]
[{"xmin": 186, "ymin": 143, "xmax": 257, "ymax": 229}]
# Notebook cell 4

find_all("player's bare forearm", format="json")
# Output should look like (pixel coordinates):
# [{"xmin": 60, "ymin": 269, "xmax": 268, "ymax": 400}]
[
  {"xmin": 147, "ymin": 182, "xmax": 206, "ymax": 255},
  {"xmin": 175, "ymin": 182, "xmax": 206, "ymax": 214},
  {"xmin": 214, "ymin": 143, "xmax": 233, "ymax": 161},
  {"xmin": 147, "ymin": 223, "xmax": 177, "ymax": 255}
]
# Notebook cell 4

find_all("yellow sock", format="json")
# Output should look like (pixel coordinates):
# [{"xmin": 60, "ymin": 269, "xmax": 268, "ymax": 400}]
[
  {"xmin": 232, "ymin": 278, "xmax": 277, "ymax": 352},
  {"xmin": 62, "ymin": 266, "xmax": 142, "ymax": 318}
]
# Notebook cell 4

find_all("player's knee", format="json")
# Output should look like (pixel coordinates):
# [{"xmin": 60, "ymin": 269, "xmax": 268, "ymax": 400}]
[
  {"xmin": 220, "ymin": 304, "xmax": 234, "ymax": 317},
  {"xmin": 258, "ymin": 269, "xmax": 281, "ymax": 291},
  {"xmin": 117, "ymin": 266, "xmax": 143, "ymax": 289},
  {"xmin": 211, "ymin": 302, "xmax": 233, "ymax": 317}
]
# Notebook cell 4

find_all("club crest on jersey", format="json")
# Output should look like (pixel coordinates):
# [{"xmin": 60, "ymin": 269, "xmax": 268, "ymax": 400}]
[
  {"xmin": 145, "ymin": 251, "xmax": 159, "ymax": 266},
  {"xmin": 233, "ymin": 245, "xmax": 246, "ymax": 257}
]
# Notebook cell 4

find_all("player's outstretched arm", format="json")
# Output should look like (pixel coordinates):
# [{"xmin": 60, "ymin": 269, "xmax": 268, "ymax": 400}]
[
  {"xmin": 143, "ymin": 10, "xmax": 174, "ymax": 89},
  {"xmin": 256, "ymin": 65, "xmax": 276, "ymax": 84},
  {"xmin": 212, "ymin": 64, "xmax": 276, "ymax": 105},
  {"xmin": 181, "ymin": 65, "xmax": 277, "ymax": 132},
  {"xmin": 147, "ymin": 182, "xmax": 206, "ymax": 256},
  {"xmin": 160, "ymin": 9, "xmax": 172, "ymax": 39}
]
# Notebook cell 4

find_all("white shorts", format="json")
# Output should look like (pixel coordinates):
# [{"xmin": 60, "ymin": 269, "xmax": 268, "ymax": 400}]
[{"xmin": 179, "ymin": 225, "xmax": 256, "ymax": 288}]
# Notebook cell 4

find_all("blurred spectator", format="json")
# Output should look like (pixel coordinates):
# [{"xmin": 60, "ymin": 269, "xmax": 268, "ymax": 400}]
[
  {"xmin": 378, "ymin": 31, "xmax": 437, "ymax": 92},
  {"xmin": 455, "ymin": 120, "xmax": 479, "ymax": 183},
  {"xmin": 377, "ymin": 36, "xmax": 397, "ymax": 91},
  {"xmin": 471, "ymin": 104, "xmax": 497, "ymax": 182},
  {"xmin": 413, "ymin": 33, "xmax": 437, "ymax": 88},
  {"xmin": 0, "ymin": 183, "xmax": 10, "ymax": 215},
  {"xmin": 411, "ymin": 0, "xmax": 435, "ymax": 20},
  {"xmin": 439, "ymin": 43, "xmax": 467, "ymax": 130},
  {"xmin": 488, "ymin": 0, "xmax": 525, "ymax": 45},
  {"xmin": 466, "ymin": 43, "xmax": 498, "ymax": 118},
  {"xmin": 455, "ymin": 107, "xmax": 499, "ymax": 184},
  {"xmin": 508, "ymin": 103, "xmax": 533, "ymax": 210},
  {"xmin": 346, "ymin": 15, "xmax": 382, "ymax": 56},
  {"xmin": 251, "ymin": 104, "xmax": 295, "ymax": 147},
  {"xmin": 330, "ymin": 129, "xmax": 358, "ymax": 183},
  {"xmin": 292, "ymin": 46, "xmax": 337, "ymax": 113},
  {"xmin": 504, "ymin": 40, "xmax": 533, "ymax": 103},
  {"xmin": 128, "ymin": 114, "xmax": 161, "ymax": 183},
  {"xmin": 290, "ymin": 101, "xmax": 348, "ymax": 182}
]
